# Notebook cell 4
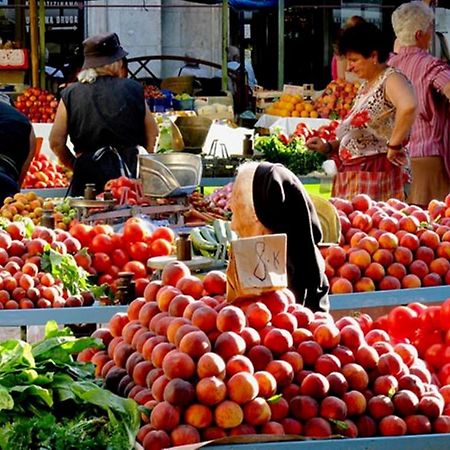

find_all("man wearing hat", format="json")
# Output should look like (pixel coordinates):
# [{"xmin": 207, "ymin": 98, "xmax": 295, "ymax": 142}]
[
  {"xmin": 49, "ymin": 32, "xmax": 159, "ymax": 196},
  {"xmin": 230, "ymin": 161, "xmax": 330, "ymax": 312}
]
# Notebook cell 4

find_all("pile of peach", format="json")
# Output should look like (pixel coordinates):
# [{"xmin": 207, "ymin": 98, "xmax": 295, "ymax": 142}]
[
  {"xmin": 326, "ymin": 194, "xmax": 450, "ymax": 294},
  {"xmin": 79, "ymin": 261, "xmax": 450, "ymax": 449}
]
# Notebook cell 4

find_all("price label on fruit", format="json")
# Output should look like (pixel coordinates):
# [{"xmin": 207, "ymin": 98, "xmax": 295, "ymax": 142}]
[{"xmin": 227, "ymin": 234, "xmax": 287, "ymax": 301}]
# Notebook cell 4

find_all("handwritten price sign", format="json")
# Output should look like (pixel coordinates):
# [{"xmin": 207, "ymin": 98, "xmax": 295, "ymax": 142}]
[{"xmin": 226, "ymin": 234, "xmax": 287, "ymax": 301}]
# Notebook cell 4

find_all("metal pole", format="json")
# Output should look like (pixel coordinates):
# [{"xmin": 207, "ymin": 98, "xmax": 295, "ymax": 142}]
[
  {"xmin": 39, "ymin": 0, "xmax": 46, "ymax": 89},
  {"xmin": 222, "ymin": 0, "xmax": 229, "ymax": 92},
  {"xmin": 29, "ymin": 0, "xmax": 39, "ymax": 87},
  {"xmin": 278, "ymin": 0, "xmax": 284, "ymax": 89}
]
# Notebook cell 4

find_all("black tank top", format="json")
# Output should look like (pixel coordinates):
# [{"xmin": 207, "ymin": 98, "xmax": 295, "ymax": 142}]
[
  {"xmin": 61, "ymin": 76, "xmax": 146, "ymax": 154},
  {"xmin": 0, "ymin": 102, "xmax": 32, "ymax": 178}
]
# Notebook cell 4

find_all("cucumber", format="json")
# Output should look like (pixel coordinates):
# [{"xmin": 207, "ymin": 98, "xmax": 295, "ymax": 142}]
[{"xmin": 190, "ymin": 227, "xmax": 218, "ymax": 252}]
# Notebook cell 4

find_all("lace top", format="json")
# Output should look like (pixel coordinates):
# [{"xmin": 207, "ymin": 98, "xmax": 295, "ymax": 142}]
[{"xmin": 336, "ymin": 67, "xmax": 400, "ymax": 162}]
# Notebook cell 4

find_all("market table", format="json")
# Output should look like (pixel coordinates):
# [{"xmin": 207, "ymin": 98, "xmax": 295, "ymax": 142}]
[{"xmin": 205, "ymin": 434, "xmax": 450, "ymax": 450}]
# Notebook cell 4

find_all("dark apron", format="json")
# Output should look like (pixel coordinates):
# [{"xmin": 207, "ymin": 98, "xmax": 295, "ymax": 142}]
[
  {"xmin": 68, "ymin": 146, "xmax": 139, "ymax": 197},
  {"xmin": 0, "ymin": 154, "xmax": 20, "ymax": 203}
]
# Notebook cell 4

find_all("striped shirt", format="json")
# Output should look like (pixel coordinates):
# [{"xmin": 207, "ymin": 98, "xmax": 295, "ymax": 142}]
[{"xmin": 389, "ymin": 47, "xmax": 450, "ymax": 169}]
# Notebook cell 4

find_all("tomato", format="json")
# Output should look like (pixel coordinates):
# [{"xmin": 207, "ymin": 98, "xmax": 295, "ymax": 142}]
[
  {"xmin": 129, "ymin": 242, "xmax": 151, "ymax": 262},
  {"xmin": 70, "ymin": 223, "xmax": 95, "ymax": 247},
  {"xmin": 92, "ymin": 252, "xmax": 111, "ymax": 273},
  {"xmin": 425, "ymin": 343, "xmax": 445, "ymax": 370},
  {"xmin": 98, "ymin": 274, "xmax": 114, "ymax": 285},
  {"xmin": 419, "ymin": 306, "xmax": 441, "ymax": 333},
  {"xmin": 440, "ymin": 298, "xmax": 450, "ymax": 331},
  {"xmin": 388, "ymin": 306, "xmax": 418, "ymax": 339},
  {"xmin": 90, "ymin": 233, "xmax": 114, "ymax": 255},
  {"xmin": 407, "ymin": 302, "xmax": 428, "ymax": 315},
  {"xmin": 134, "ymin": 278, "xmax": 150, "ymax": 297},
  {"xmin": 106, "ymin": 264, "xmax": 120, "ymax": 279},
  {"xmin": 123, "ymin": 261, "xmax": 147, "ymax": 279},
  {"xmin": 149, "ymin": 238, "xmax": 172, "ymax": 257},
  {"xmin": 93, "ymin": 224, "xmax": 114, "ymax": 236},
  {"xmin": 74, "ymin": 250, "xmax": 92, "ymax": 270},
  {"xmin": 111, "ymin": 248, "xmax": 129, "ymax": 267},
  {"xmin": 111, "ymin": 233, "xmax": 125, "ymax": 250},
  {"xmin": 438, "ymin": 363, "xmax": 450, "ymax": 385},
  {"xmin": 413, "ymin": 329, "xmax": 443, "ymax": 358},
  {"xmin": 123, "ymin": 218, "xmax": 147, "ymax": 243},
  {"xmin": 372, "ymin": 314, "xmax": 389, "ymax": 332},
  {"xmin": 152, "ymin": 226, "xmax": 175, "ymax": 244}
]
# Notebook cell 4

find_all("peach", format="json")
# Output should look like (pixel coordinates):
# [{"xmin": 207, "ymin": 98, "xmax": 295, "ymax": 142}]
[
  {"xmin": 354, "ymin": 277, "xmax": 376, "ymax": 292},
  {"xmin": 214, "ymin": 400, "xmax": 244, "ymax": 429},
  {"xmin": 303, "ymin": 417, "xmax": 332, "ymax": 437},
  {"xmin": 387, "ymin": 262, "xmax": 407, "ymax": 280},
  {"xmin": 437, "ymin": 241, "xmax": 450, "ymax": 258},
  {"xmin": 151, "ymin": 342, "xmax": 176, "ymax": 368},
  {"xmin": 214, "ymin": 331, "xmax": 246, "ymax": 361},
  {"xmin": 197, "ymin": 352, "xmax": 226, "ymax": 379},
  {"xmin": 378, "ymin": 232, "xmax": 398, "ymax": 250},
  {"xmin": 133, "ymin": 388, "xmax": 153, "ymax": 405},
  {"xmin": 420, "ymin": 230, "xmax": 440, "ymax": 249},
  {"xmin": 372, "ymin": 248, "xmax": 394, "ymax": 267},
  {"xmin": 343, "ymin": 390, "xmax": 367, "ymax": 416},
  {"xmin": 245, "ymin": 302, "xmax": 271, "ymax": 329},
  {"xmin": 184, "ymin": 403, "xmax": 213, "ymax": 429},
  {"xmin": 196, "ymin": 376, "xmax": 227, "ymax": 406},
  {"xmin": 163, "ymin": 378, "xmax": 195, "ymax": 406},
  {"xmin": 297, "ymin": 340, "xmax": 323, "ymax": 366},
  {"xmin": 399, "ymin": 216, "xmax": 420, "ymax": 233},
  {"xmin": 150, "ymin": 401, "xmax": 180, "ymax": 431},
  {"xmin": 269, "ymin": 397, "xmax": 289, "ymax": 421},
  {"xmin": 402, "ymin": 274, "xmax": 421, "ymax": 288},
  {"xmin": 416, "ymin": 246, "xmax": 435, "ymax": 265},
  {"xmin": 166, "ymin": 317, "xmax": 189, "ymax": 344},
  {"xmin": 261, "ymin": 290, "xmax": 289, "ymax": 315},
  {"xmin": 170, "ymin": 424, "xmax": 200, "ymax": 446},
  {"xmin": 332, "ymin": 345, "xmax": 356, "ymax": 366},
  {"xmin": 113, "ymin": 342, "xmax": 134, "ymax": 368},
  {"xmin": 379, "ymin": 415, "xmax": 407, "ymax": 436},
  {"xmin": 138, "ymin": 301, "xmax": 160, "ymax": 327},
  {"xmin": 173, "ymin": 324, "xmax": 198, "ymax": 347},
  {"xmin": 216, "ymin": 305, "xmax": 246, "ymax": 333},
  {"xmin": 145, "ymin": 368, "xmax": 164, "ymax": 389},
  {"xmin": 423, "ymin": 272, "xmax": 442, "ymax": 286},
  {"xmin": 342, "ymin": 363, "xmax": 369, "ymax": 391},
  {"xmin": 179, "ymin": 330, "xmax": 211, "ymax": 359},
  {"xmin": 327, "ymin": 372, "xmax": 349, "ymax": 397},
  {"xmin": 320, "ymin": 396, "xmax": 347, "ymax": 420},
  {"xmin": 272, "ymin": 312, "xmax": 297, "ymax": 333},
  {"xmin": 266, "ymin": 359, "xmax": 294, "ymax": 387},
  {"xmin": 168, "ymin": 293, "xmax": 195, "ymax": 317},
  {"xmin": 348, "ymin": 249, "xmax": 371, "ymax": 270},
  {"xmin": 151, "ymin": 375, "xmax": 170, "ymax": 402},
  {"xmin": 226, "ymin": 355, "xmax": 254, "ymax": 377},
  {"xmin": 314, "ymin": 354, "xmax": 341, "ymax": 376},
  {"xmin": 141, "ymin": 335, "xmax": 166, "ymax": 361},
  {"xmin": 127, "ymin": 298, "xmax": 146, "ymax": 321},
  {"xmin": 379, "ymin": 217, "xmax": 399, "ymax": 233},
  {"xmin": 183, "ymin": 300, "xmax": 206, "ymax": 320},
  {"xmin": 132, "ymin": 360, "xmax": 154, "ymax": 387},
  {"xmin": 242, "ymin": 397, "xmax": 271, "ymax": 426},
  {"xmin": 143, "ymin": 280, "xmax": 163, "ymax": 302},
  {"xmin": 405, "ymin": 414, "xmax": 432, "ymax": 434},
  {"xmin": 229, "ymin": 424, "xmax": 257, "ymax": 436},
  {"xmin": 313, "ymin": 323, "xmax": 340, "ymax": 350},
  {"xmin": 352, "ymin": 212, "xmax": 373, "ymax": 232},
  {"xmin": 191, "ymin": 306, "xmax": 217, "ymax": 333},
  {"xmin": 338, "ymin": 263, "xmax": 361, "ymax": 282},
  {"xmin": 349, "ymin": 230, "xmax": 368, "ymax": 247},
  {"xmin": 292, "ymin": 328, "xmax": 313, "ymax": 346},
  {"xmin": 142, "ymin": 430, "xmax": 171, "ymax": 450},
  {"xmin": 394, "ymin": 246, "xmax": 413, "ymax": 266},
  {"xmin": 282, "ymin": 383, "xmax": 301, "ymax": 401},
  {"xmin": 162, "ymin": 350, "xmax": 195, "ymax": 380},
  {"xmin": 247, "ymin": 345, "xmax": 274, "ymax": 371},
  {"xmin": 227, "ymin": 372, "xmax": 259, "ymax": 404},
  {"xmin": 355, "ymin": 415, "xmax": 376, "ymax": 437},
  {"xmin": 373, "ymin": 375, "xmax": 398, "ymax": 397},
  {"xmin": 108, "ymin": 312, "xmax": 129, "ymax": 338},
  {"xmin": 418, "ymin": 395, "xmax": 444, "ymax": 419},
  {"xmin": 368, "ymin": 395, "xmax": 395, "ymax": 420},
  {"xmin": 331, "ymin": 277, "xmax": 353, "ymax": 294},
  {"xmin": 357, "ymin": 236, "xmax": 379, "ymax": 254},
  {"xmin": 280, "ymin": 351, "xmax": 303, "ymax": 373},
  {"xmin": 241, "ymin": 327, "xmax": 261, "ymax": 348},
  {"xmin": 254, "ymin": 370, "xmax": 277, "ymax": 398},
  {"xmin": 202, "ymin": 427, "xmax": 228, "ymax": 440},
  {"xmin": 326, "ymin": 246, "xmax": 346, "ymax": 268},
  {"xmin": 176, "ymin": 275, "xmax": 204, "ymax": 299},
  {"xmin": 161, "ymin": 261, "xmax": 191, "ymax": 286},
  {"xmin": 107, "ymin": 337, "xmax": 123, "ymax": 359},
  {"xmin": 264, "ymin": 328, "xmax": 293, "ymax": 354},
  {"xmin": 352, "ymin": 194, "xmax": 372, "ymax": 212},
  {"xmin": 339, "ymin": 325, "xmax": 364, "ymax": 351},
  {"xmin": 289, "ymin": 395, "xmax": 319, "ymax": 421},
  {"xmin": 392, "ymin": 389, "xmax": 419, "ymax": 416},
  {"xmin": 430, "ymin": 257, "xmax": 450, "ymax": 276},
  {"xmin": 203, "ymin": 270, "xmax": 226, "ymax": 295},
  {"xmin": 156, "ymin": 286, "xmax": 181, "ymax": 312},
  {"xmin": 300, "ymin": 373, "xmax": 329, "ymax": 399},
  {"xmin": 281, "ymin": 418, "xmax": 302, "ymax": 434},
  {"xmin": 433, "ymin": 415, "xmax": 450, "ymax": 433},
  {"xmin": 356, "ymin": 345, "xmax": 379, "ymax": 370},
  {"xmin": 379, "ymin": 275, "xmax": 401, "ymax": 290}
]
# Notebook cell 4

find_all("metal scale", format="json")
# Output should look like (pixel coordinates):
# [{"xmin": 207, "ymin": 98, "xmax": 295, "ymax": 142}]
[{"xmin": 69, "ymin": 153, "xmax": 203, "ymax": 225}]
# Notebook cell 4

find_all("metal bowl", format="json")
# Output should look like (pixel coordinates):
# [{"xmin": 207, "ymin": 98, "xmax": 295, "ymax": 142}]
[{"xmin": 139, "ymin": 153, "xmax": 202, "ymax": 197}]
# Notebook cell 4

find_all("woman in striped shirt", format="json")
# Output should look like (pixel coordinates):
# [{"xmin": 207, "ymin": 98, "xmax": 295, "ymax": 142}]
[{"xmin": 390, "ymin": 1, "xmax": 450, "ymax": 207}]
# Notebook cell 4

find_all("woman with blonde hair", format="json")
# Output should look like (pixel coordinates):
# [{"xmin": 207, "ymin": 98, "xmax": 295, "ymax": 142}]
[{"xmin": 50, "ymin": 33, "xmax": 159, "ymax": 196}]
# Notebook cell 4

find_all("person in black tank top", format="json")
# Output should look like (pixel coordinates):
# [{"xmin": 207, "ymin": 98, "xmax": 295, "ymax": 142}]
[
  {"xmin": 0, "ymin": 99, "xmax": 37, "ymax": 203},
  {"xmin": 49, "ymin": 33, "xmax": 159, "ymax": 196}
]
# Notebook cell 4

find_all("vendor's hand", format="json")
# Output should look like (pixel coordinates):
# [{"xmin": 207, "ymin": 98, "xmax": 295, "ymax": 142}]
[
  {"xmin": 387, "ymin": 148, "xmax": 407, "ymax": 167},
  {"xmin": 306, "ymin": 137, "xmax": 328, "ymax": 154}
]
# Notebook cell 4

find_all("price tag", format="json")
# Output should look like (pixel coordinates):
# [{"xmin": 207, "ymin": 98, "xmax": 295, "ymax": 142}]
[{"xmin": 226, "ymin": 234, "xmax": 287, "ymax": 302}]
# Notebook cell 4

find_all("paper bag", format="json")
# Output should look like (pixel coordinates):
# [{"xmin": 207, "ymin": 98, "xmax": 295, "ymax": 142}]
[{"xmin": 226, "ymin": 234, "xmax": 287, "ymax": 302}]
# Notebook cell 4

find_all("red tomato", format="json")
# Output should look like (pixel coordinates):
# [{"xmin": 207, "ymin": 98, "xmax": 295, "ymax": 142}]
[
  {"xmin": 129, "ymin": 242, "xmax": 151, "ymax": 262},
  {"xmin": 388, "ymin": 306, "xmax": 418, "ymax": 339},
  {"xmin": 123, "ymin": 261, "xmax": 147, "ymax": 279},
  {"xmin": 419, "ymin": 306, "xmax": 441, "ymax": 333},
  {"xmin": 90, "ymin": 234, "xmax": 114, "ymax": 255},
  {"xmin": 98, "ymin": 274, "xmax": 114, "ymax": 285},
  {"xmin": 106, "ymin": 264, "xmax": 120, "ymax": 279},
  {"xmin": 134, "ymin": 277, "xmax": 150, "ymax": 296},
  {"xmin": 92, "ymin": 252, "xmax": 111, "ymax": 273},
  {"xmin": 413, "ymin": 329, "xmax": 443, "ymax": 358},
  {"xmin": 70, "ymin": 223, "xmax": 95, "ymax": 247},
  {"xmin": 372, "ymin": 314, "xmax": 389, "ymax": 332},
  {"xmin": 408, "ymin": 302, "xmax": 428, "ymax": 315},
  {"xmin": 440, "ymin": 298, "xmax": 450, "ymax": 331},
  {"xmin": 93, "ymin": 224, "xmax": 114, "ymax": 236},
  {"xmin": 111, "ymin": 249, "xmax": 129, "ymax": 267},
  {"xmin": 149, "ymin": 238, "xmax": 172, "ymax": 257},
  {"xmin": 123, "ymin": 218, "xmax": 146, "ymax": 243},
  {"xmin": 152, "ymin": 227, "xmax": 175, "ymax": 244},
  {"xmin": 425, "ymin": 343, "xmax": 445, "ymax": 370},
  {"xmin": 111, "ymin": 233, "xmax": 124, "ymax": 250}
]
